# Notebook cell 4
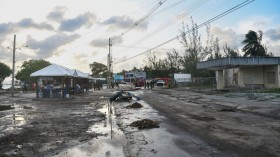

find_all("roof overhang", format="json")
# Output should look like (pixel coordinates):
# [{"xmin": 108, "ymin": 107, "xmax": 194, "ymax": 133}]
[{"xmin": 197, "ymin": 57, "xmax": 280, "ymax": 70}]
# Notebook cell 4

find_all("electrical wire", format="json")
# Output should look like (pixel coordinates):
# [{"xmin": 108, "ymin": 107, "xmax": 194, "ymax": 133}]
[
  {"xmin": 113, "ymin": 0, "xmax": 255, "ymax": 65},
  {"xmin": 113, "ymin": 0, "xmax": 208, "ymax": 55},
  {"xmin": 119, "ymin": 0, "xmax": 167, "ymax": 37}
]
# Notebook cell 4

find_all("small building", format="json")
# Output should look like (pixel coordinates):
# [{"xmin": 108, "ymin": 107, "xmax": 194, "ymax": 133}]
[
  {"xmin": 197, "ymin": 57, "xmax": 280, "ymax": 90},
  {"xmin": 124, "ymin": 71, "xmax": 146, "ymax": 82},
  {"xmin": 30, "ymin": 64, "xmax": 93, "ymax": 99},
  {"xmin": 174, "ymin": 73, "xmax": 191, "ymax": 87}
]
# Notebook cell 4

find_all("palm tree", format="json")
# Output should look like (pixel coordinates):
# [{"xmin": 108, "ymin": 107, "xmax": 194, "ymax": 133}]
[{"xmin": 242, "ymin": 30, "xmax": 267, "ymax": 57}]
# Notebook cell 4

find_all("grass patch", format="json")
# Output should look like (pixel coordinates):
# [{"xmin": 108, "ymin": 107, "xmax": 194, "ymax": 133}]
[{"xmin": 259, "ymin": 88, "xmax": 280, "ymax": 93}]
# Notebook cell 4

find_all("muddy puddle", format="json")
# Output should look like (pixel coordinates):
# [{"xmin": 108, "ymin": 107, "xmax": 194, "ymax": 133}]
[
  {"xmin": 54, "ymin": 102, "xmax": 127, "ymax": 157},
  {"xmin": 0, "ymin": 103, "xmax": 33, "ymax": 135},
  {"xmin": 113, "ymin": 90, "xmax": 193, "ymax": 157}
]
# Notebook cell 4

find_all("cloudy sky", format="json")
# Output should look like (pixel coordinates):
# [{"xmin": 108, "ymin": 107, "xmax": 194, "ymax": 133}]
[{"xmin": 0, "ymin": 0, "xmax": 280, "ymax": 74}]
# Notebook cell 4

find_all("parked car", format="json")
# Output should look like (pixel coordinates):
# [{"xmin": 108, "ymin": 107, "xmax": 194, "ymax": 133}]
[{"xmin": 156, "ymin": 80, "xmax": 165, "ymax": 86}]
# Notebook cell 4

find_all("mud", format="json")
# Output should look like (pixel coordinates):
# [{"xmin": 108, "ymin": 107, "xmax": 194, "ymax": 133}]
[
  {"xmin": 130, "ymin": 119, "xmax": 160, "ymax": 129},
  {"xmin": 125, "ymin": 102, "xmax": 143, "ymax": 109},
  {"xmin": 0, "ymin": 92, "xmax": 111, "ymax": 157},
  {"xmin": 1, "ymin": 87, "xmax": 280, "ymax": 157}
]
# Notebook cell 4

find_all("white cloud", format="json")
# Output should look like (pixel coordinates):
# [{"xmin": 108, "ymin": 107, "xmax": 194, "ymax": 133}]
[
  {"xmin": 102, "ymin": 15, "xmax": 148, "ymax": 31},
  {"xmin": 47, "ymin": 6, "xmax": 67, "ymax": 22},
  {"xmin": 59, "ymin": 12, "xmax": 97, "ymax": 32},
  {"xmin": 265, "ymin": 27, "xmax": 280, "ymax": 41},
  {"xmin": 210, "ymin": 26, "xmax": 243, "ymax": 48},
  {"xmin": 26, "ymin": 33, "xmax": 80, "ymax": 58}
]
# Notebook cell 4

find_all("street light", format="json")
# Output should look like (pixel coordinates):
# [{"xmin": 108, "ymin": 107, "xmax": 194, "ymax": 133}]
[{"xmin": 7, "ymin": 34, "xmax": 28, "ymax": 97}]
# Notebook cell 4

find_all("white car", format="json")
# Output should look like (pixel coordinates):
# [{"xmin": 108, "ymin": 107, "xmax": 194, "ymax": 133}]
[{"xmin": 156, "ymin": 80, "xmax": 165, "ymax": 86}]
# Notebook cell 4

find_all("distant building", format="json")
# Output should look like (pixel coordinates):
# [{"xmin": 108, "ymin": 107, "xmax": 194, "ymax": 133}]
[
  {"xmin": 197, "ymin": 57, "xmax": 280, "ymax": 89},
  {"xmin": 124, "ymin": 71, "xmax": 146, "ymax": 82},
  {"xmin": 113, "ymin": 74, "xmax": 124, "ymax": 81},
  {"xmin": 174, "ymin": 73, "xmax": 191, "ymax": 87}
]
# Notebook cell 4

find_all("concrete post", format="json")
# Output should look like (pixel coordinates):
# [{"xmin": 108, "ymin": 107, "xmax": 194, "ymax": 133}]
[{"xmin": 216, "ymin": 70, "xmax": 225, "ymax": 90}]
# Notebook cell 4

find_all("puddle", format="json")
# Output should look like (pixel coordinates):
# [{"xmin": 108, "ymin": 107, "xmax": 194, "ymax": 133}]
[
  {"xmin": 0, "ymin": 113, "xmax": 28, "ymax": 133},
  {"xmin": 55, "ymin": 102, "xmax": 127, "ymax": 157}
]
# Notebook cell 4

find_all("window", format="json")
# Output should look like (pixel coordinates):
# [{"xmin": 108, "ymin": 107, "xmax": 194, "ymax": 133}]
[{"xmin": 267, "ymin": 72, "xmax": 276, "ymax": 84}]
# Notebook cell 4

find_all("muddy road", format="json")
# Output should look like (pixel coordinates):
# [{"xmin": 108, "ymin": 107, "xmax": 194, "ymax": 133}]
[
  {"xmin": 0, "ymin": 88, "xmax": 280, "ymax": 157},
  {"xmin": 142, "ymin": 88, "xmax": 280, "ymax": 157}
]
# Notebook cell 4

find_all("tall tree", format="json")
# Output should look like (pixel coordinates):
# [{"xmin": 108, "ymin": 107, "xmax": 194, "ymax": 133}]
[
  {"xmin": 178, "ymin": 19, "xmax": 214, "ymax": 77},
  {"xmin": 145, "ymin": 52, "xmax": 170, "ymax": 78},
  {"xmin": 0, "ymin": 62, "xmax": 12, "ymax": 89},
  {"xmin": 166, "ymin": 49, "xmax": 182, "ymax": 74},
  {"xmin": 89, "ymin": 62, "xmax": 107, "ymax": 77},
  {"xmin": 242, "ymin": 30, "xmax": 268, "ymax": 56},
  {"xmin": 223, "ymin": 43, "xmax": 240, "ymax": 57},
  {"xmin": 15, "ymin": 59, "xmax": 51, "ymax": 82}
]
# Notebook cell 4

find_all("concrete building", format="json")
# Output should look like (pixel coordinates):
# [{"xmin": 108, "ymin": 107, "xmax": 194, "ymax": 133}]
[{"xmin": 197, "ymin": 57, "xmax": 280, "ymax": 90}]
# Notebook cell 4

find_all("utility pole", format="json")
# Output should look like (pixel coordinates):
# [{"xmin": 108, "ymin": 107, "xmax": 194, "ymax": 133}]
[
  {"xmin": 11, "ymin": 34, "xmax": 16, "ymax": 97},
  {"xmin": 107, "ymin": 38, "xmax": 112, "ymax": 89}
]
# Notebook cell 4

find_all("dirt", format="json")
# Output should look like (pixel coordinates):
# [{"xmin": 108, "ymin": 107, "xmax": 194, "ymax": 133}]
[
  {"xmin": 0, "ymin": 88, "xmax": 280, "ymax": 157},
  {"xmin": 125, "ymin": 102, "xmax": 143, "ymax": 108},
  {"xmin": 0, "ymin": 92, "xmax": 111, "ymax": 157},
  {"xmin": 142, "ymin": 88, "xmax": 280, "ymax": 157},
  {"xmin": 130, "ymin": 119, "xmax": 160, "ymax": 129}
]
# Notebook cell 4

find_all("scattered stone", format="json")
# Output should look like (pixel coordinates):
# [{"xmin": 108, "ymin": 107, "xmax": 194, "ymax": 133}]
[
  {"xmin": 125, "ymin": 102, "xmax": 143, "ymax": 109},
  {"xmin": 130, "ymin": 119, "xmax": 160, "ymax": 129}
]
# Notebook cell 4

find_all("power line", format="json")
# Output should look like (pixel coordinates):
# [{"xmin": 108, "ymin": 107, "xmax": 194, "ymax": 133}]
[
  {"xmin": 114, "ymin": 0, "xmax": 255, "ymax": 65},
  {"xmin": 119, "ymin": 0, "xmax": 167, "ymax": 37},
  {"xmin": 113, "ymin": 0, "xmax": 208, "ymax": 55}
]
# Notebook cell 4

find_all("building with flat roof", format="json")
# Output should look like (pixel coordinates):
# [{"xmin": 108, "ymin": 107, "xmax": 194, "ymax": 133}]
[{"xmin": 197, "ymin": 57, "xmax": 280, "ymax": 89}]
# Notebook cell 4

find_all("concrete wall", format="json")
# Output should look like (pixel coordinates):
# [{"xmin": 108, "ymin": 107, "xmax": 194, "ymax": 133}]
[
  {"xmin": 263, "ymin": 65, "xmax": 279, "ymax": 88},
  {"xmin": 238, "ymin": 66, "xmax": 264, "ymax": 87},
  {"xmin": 215, "ymin": 65, "xmax": 280, "ymax": 89}
]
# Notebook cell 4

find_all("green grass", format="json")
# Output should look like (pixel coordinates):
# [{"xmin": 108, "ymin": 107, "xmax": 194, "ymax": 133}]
[{"xmin": 260, "ymin": 88, "xmax": 280, "ymax": 93}]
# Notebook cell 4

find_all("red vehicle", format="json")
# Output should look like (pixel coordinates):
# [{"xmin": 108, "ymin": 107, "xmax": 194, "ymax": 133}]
[{"xmin": 135, "ymin": 78, "xmax": 145, "ymax": 87}]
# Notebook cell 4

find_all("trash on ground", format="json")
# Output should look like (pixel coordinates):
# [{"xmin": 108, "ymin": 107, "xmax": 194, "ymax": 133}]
[
  {"xmin": 130, "ymin": 119, "xmax": 160, "ymax": 129},
  {"xmin": 125, "ymin": 102, "xmax": 143, "ymax": 108},
  {"xmin": 109, "ymin": 91, "xmax": 140, "ymax": 102}
]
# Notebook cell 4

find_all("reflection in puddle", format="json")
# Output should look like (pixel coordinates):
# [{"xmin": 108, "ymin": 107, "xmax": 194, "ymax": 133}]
[
  {"xmin": 0, "ymin": 113, "xmax": 28, "ymax": 133},
  {"xmin": 55, "ymin": 102, "xmax": 127, "ymax": 157}
]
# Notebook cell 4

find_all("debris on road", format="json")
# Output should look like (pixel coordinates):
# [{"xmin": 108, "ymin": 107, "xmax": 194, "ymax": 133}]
[
  {"xmin": 219, "ymin": 107, "xmax": 236, "ymax": 112},
  {"xmin": 125, "ymin": 102, "xmax": 143, "ymax": 108},
  {"xmin": 130, "ymin": 119, "xmax": 160, "ymax": 129},
  {"xmin": 0, "ymin": 105, "xmax": 14, "ymax": 111},
  {"xmin": 109, "ymin": 91, "xmax": 141, "ymax": 102}
]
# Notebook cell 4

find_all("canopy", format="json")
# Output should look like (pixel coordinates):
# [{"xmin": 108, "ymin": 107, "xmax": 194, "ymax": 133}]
[{"xmin": 30, "ymin": 64, "xmax": 91, "ymax": 78}]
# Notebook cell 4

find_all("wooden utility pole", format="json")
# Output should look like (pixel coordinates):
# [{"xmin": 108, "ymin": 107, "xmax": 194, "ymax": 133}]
[{"xmin": 11, "ymin": 34, "xmax": 16, "ymax": 97}]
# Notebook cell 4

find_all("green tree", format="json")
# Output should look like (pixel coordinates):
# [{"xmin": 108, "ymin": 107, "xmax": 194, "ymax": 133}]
[
  {"xmin": 89, "ymin": 62, "xmax": 107, "ymax": 77},
  {"xmin": 145, "ymin": 52, "xmax": 171, "ymax": 78},
  {"xmin": 242, "ymin": 30, "xmax": 268, "ymax": 56},
  {"xmin": 178, "ymin": 19, "xmax": 214, "ymax": 77},
  {"xmin": 0, "ymin": 62, "xmax": 12, "ymax": 89},
  {"xmin": 15, "ymin": 59, "xmax": 51, "ymax": 82},
  {"xmin": 223, "ymin": 43, "xmax": 240, "ymax": 57}
]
